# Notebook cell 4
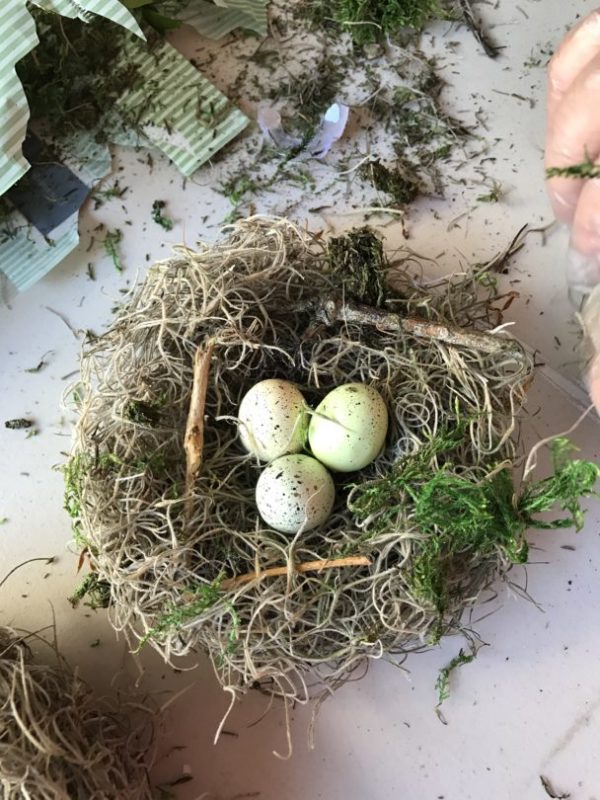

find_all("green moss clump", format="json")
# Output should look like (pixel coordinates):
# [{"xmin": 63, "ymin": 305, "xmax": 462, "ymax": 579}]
[
  {"xmin": 350, "ymin": 433, "xmax": 599, "ymax": 615},
  {"xmin": 335, "ymin": 0, "xmax": 447, "ymax": 45},
  {"xmin": 16, "ymin": 10, "xmax": 141, "ymax": 140},
  {"xmin": 136, "ymin": 576, "xmax": 241, "ymax": 662},
  {"xmin": 124, "ymin": 399, "xmax": 162, "ymax": 426},
  {"xmin": 68, "ymin": 573, "xmax": 111, "ymax": 610},
  {"xmin": 63, "ymin": 449, "xmax": 169, "ymax": 549},
  {"xmin": 326, "ymin": 227, "xmax": 389, "ymax": 307},
  {"xmin": 359, "ymin": 158, "xmax": 422, "ymax": 206}
]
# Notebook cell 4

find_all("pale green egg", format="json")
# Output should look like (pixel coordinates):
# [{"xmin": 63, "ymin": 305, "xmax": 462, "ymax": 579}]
[
  {"xmin": 238, "ymin": 379, "xmax": 308, "ymax": 462},
  {"xmin": 308, "ymin": 383, "xmax": 388, "ymax": 472},
  {"xmin": 256, "ymin": 454, "xmax": 335, "ymax": 534}
]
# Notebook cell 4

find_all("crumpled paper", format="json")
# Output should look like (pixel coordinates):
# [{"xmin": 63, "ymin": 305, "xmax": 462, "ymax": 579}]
[{"xmin": 257, "ymin": 102, "xmax": 349, "ymax": 157}]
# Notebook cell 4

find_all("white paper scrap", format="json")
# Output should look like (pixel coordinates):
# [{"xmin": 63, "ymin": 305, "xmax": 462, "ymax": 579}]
[
  {"xmin": 257, "ymin": 106, "xmax": 302, "ymax": 150},
  {"xmin": 308, "ymin": 102, "xmax": 350, "ymax": 157}
]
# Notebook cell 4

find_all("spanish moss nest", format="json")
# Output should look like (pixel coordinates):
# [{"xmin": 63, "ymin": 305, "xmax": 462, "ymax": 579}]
[
  {"xmin": 0, "ymin": 627, "xmax": 153, "ymax": 799},
  {"xmin": 66, "ymin": 217, "xmax": 598, "ymax": 735}
]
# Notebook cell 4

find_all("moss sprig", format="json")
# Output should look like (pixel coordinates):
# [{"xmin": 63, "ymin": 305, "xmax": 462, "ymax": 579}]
[{"xmin": 350, "ymin": 432, "xmax": 599, "ymax": 614}]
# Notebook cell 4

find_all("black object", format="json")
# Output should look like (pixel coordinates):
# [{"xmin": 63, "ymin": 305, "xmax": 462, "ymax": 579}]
[{"xmin": 5, "ymin": 133, "xmax": 91, "ymax": 236}]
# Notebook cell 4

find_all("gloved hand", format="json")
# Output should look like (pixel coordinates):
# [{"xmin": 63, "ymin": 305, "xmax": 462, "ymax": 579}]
[
  {"xmin": 546, "ymin": 9, "xmax": 600, "ymax": 292},
  {"xmin": 546, "ymin": 10, "xmax": 600, "ymax": 409}
]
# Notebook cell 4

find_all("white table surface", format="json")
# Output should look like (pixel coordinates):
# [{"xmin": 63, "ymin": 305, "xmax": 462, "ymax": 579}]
[{"xmin": 2, "ymin": 2, "xmax": 600, "ymax": 798}]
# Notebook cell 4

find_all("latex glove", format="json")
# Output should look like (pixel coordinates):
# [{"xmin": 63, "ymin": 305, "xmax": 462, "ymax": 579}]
[{"xmin": 546, "ymin": 9, "xmax": 600, "ymax": 291}]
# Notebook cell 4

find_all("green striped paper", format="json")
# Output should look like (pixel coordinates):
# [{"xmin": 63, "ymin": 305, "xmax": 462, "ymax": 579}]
[
  {"xmin": 0, "ymin": 0, "xmax": 143, "ymax": 200},
  {"xmin": 0, "ymin": 2, "xmax": 40, "ymax": 200},
  {"xmin": 214, "ymin": 0, "xmax": 267, "ymax": 35},
  {"xmin": 178, "ymin": 0, "xmax": 268, "ymax": 39},
  {"xmin": 33, "ymin": 0, "xmax": 143, "ymax": 34},
  {"xmin": 0, "ymin": 214, "xmax": 80, "ymax": 291},
  {"xmin": 117, "ymin": 37, "xmax": 249, "ymax": 177}
]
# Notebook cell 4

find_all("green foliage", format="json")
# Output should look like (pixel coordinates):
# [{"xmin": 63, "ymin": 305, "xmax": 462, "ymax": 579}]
[
  {"xmin": 350, "ymin": 431, "xmax": 599, "ymax": 614},
  {"xmin": 519, "ymin": 438, "xmax": 600, "ymax": 532},
  {"xmin": 151, "ymin": 200, "xmax": 174, "ymax": 231},
  {"xmin": 476, "ymin": 180, "xmax": 503, "ymax": 203},
  {"xmin": 326, "ymin": 227, "xmax": 389, "ymax": 307},
  {"xmin": 63, "ymin": 449, "xmax": 168, "ymax": 531},
  {"xmin": 359, "ymin": 158, "xmax": 422, "ymax": 206},
  {"xmin": 334, "ymin": 0, "xmax": 446, "ymax": 45},
  {"xmin": 435, "ymin": 647, "xmax": 476, "ymax": 706},
  {"xmin": 68, "ymin": 573, "xmax": 111, "ymax": 610},
  {"xmin": 17, "ymin": 10, "xmax": 138, "ymax": 138},
  {"xmin": 104, "ymin": 229, "xmax": 123, "ymax": 272},
  {"xmin": 221, "ymin": 174, "xmax": 262, "ymax": 207},
  {"xmin": 124, "ymin": 399, "xmax": 162, "ymax": 426},
  {"xmin": 546, "ymin": 158, "xmax": 600, "ymax": 181},
  {"xmin": 136, "ymin": 576, "xmax": 234, "ymax": 652}
]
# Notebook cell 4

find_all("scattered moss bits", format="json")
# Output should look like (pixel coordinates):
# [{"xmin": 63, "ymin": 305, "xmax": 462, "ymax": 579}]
[
  {"xmin": 68, "ymin": 573, "xmax": 111, "ymax": 610},
  {"xmin": 359, "ymin": 158, "xmax": 422, "ymax": 205},
  {"xmin": 151, "ymin": 200, "xmax": 174, "ymax": 231},
  {"xmin": 326, "ymin": 227, "xmax": 389, "ymax": 307}
]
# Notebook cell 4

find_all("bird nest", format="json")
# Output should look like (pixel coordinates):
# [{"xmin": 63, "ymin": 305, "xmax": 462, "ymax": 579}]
[
  {"xmin": 0, "ymin": 627, "xmax": 153, "ymax": 798},
  {"xmin": 65, "ymin": 216, "xmax": 597, "ymax": 735}
]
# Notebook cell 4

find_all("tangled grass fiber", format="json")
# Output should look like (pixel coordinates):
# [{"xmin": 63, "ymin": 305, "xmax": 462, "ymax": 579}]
[
  {"xmin": 0, "ymin": 627, "xmax": 153, "ymax": 799},
  {"xmin": 66, "ymin": 216, "xmax": 598, "ymax": 740}
]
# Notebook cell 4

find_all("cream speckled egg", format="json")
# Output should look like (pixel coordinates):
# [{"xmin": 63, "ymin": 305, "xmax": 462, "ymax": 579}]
[
  {"xmin": 256, "ymin": 454, "xmax": 335, "ymax": 534},
  {"xmin": 238, "ymin": 379, "xmax": 308, "ymax": 462},
  {"xmin": 308, "ymin": 383, "xmax": 388, "ymax": 472}
]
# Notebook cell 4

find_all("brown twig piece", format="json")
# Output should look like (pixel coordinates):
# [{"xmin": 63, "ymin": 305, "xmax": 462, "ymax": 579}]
[
  {"xmin": 458, "ymin": 0, "xmax": 499, "ymax": 59},
  {"xmin": 222, "ymin": 556, "xmax": 371, "ymax": 590},
  {"xmin": 184, "ymin": 341, "xmax": 214, "ymax": 514},
  {"xmin": 313, "ymin": 298, "xmax": 524, "ymax": 358}
]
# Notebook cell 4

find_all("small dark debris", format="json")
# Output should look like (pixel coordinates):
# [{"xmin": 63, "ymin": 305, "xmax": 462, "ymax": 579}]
[{"xmin": 5, "ymin": 418, "xmax": 33, "ymax": 429}]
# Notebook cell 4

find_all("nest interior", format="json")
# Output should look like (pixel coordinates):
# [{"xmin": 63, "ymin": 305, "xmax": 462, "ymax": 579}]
[
  {"xmin": 0, "ymin": 628, "xmax": 152, "ymax": 799},
  {"xmin": 67, "ymin": 216, "xmax": 597, "ymax": 712}
]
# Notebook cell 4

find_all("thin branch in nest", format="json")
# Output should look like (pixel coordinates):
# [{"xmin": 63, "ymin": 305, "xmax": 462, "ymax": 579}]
[
  {"xmin": 312, "ymin": 298, "xmax": 524, "ymax": 358},
  {"xmin": 184, "ymin": 341, "xmax": 214, "ymax": 515},
  {"xmin": 457, "ymin": 0, "xmax": 499, "ymax": 59},
  {"xmin": 222, "ymin": 556, "xmax": 372, "ymax": 590}
]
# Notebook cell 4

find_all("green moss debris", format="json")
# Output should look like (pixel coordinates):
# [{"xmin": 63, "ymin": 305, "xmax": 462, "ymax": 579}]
[{"xmin": 350, "ymin": 433, "xmax": 599, "ymax": 615}]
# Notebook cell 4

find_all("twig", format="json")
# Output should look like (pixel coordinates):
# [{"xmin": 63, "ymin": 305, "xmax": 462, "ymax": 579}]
[
  {"xmin": 222, "ymin": 556, "xmax": 371, "ymax": 590},
  {"xmin": 479, "ymin": 223, "xmax": 528, "ymax": 274},
  {"xmin": 546, "ymin": 161, "xmax": 600, "ymax": 180},
  {"xmin": 0, "ymin": 557, "xmax": 55, "ymax": 590},
  {"xmin": 45, "ymin": 306, "xmax": 80, "ymax": 339},
  {"xmin": 458, "ymin": 0, "xmax": 499, "ymax": 59},
  {"xmin": 184, "ymin": 341, "xmax": 214, "ymax": 515},
  {"xmin": 312, "ymin": 298, "xmax": 524, "ymax": 357}
]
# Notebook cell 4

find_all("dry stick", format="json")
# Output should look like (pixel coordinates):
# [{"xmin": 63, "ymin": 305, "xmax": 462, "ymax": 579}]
[
  {"xmin": 458, "ymin": 0, "xmax": 499, "ymax": 59},
  {"xmin": 184, "ymin": 341, "xmax": 214, "ymax": 517},
  {"xmin": 222, "ymin": 556, "xmax": 372, "ymax": 590},
  {"xmin": 313, "ymin": 299, "xmax": 524, "ymax": 358}
]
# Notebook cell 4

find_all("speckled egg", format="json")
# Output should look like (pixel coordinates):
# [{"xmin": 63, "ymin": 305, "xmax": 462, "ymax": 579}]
[
  {"xmin": 255, "ymin": 454, "xmax": 335, "ymax": 534},
  {"xmin": 308, "ymin": 383, "xmax": 388, "ymax": 472},
  {"xmin": 238, "ymin": 379, "xmax": 308, "ymax": 462}
]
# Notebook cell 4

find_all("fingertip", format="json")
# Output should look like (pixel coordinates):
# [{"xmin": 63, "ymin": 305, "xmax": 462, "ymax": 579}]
[
  {"xmin": 570, "ymin": 178, "xmax": 600, "ymax": 258},
  {"xmin": 586, "ymin": 352, "xmax": 600, "ymax": 412},
  {"xmin": 548, "ymin": 10, "xmax": 600, "ymax": 108}
]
